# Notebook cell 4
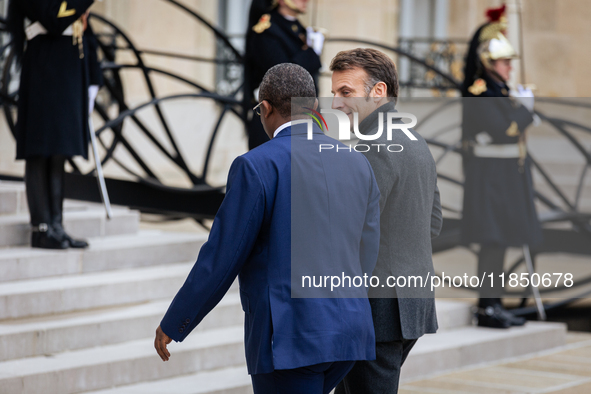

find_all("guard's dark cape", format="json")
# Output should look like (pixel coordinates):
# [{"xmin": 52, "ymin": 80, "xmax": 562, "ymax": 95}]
[
  {"xmin": 461, "ymin": 74, "xmax": 543, "ymax": 247},
  {"xmin": 14, "ymin": 0, "xmax": 96, "ymax": 160}
]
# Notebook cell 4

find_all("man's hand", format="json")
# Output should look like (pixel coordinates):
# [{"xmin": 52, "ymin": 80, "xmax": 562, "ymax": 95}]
[{"xmin": 154, "ymin": 325, "xmax": 172, "ymax": 362}]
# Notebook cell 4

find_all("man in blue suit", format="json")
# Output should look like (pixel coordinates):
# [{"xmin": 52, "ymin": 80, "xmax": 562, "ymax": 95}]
[{"xmin": 154, "ymin": 63, "xmax": 381, "ymax": 394}]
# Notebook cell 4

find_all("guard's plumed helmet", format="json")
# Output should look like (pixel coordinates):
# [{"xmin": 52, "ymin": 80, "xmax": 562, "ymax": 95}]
[
  {"xmin": 477, "ymin": 5, "xmax": 518, "ymax": 71},
  {"xmin": 478, "ymin": 31, "xmax": 518, "ymax": 71},
  {"xmin": 462, "ymin": 3, "xmax": 519, "ymax": 94}
]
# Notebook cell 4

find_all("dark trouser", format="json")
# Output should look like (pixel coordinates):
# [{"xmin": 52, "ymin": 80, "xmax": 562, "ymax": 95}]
[
  {"xmin": 335, "ymin": 339, "xmax": 418, "ymax": 394},
  {"xmin": 251, "ymin": 361, "xmax": 355, "ymax": 394},
  {"xmin": 25, "ymin": 155, "xmax": 66, "ymax": 227},
  {"xmin": 478, "ymin": 245, "xmax": 506, "ymax": 308}
]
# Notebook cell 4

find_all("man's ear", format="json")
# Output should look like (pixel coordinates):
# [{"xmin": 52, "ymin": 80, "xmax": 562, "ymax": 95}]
[
  {"xmin": 371, "ymin": 81, "xmax": 388, "ymax": 98},
  {"xmin": 262, "ymin": 100, "xmax": 273, "ymax": 119},
  {"xmin": 313, "ymin": 98, "xmax": 319, "ymax": 111}
]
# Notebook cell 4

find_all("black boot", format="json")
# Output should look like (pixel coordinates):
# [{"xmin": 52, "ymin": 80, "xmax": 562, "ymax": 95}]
[
  {"xmin": 26, "ymin": 157, "xmax": 69, "ymax": 250},
  {"xmin": 477, "ymin": 299, "xmax": 526, "ymax": 328},
  {"xmin": 477, "ymin": 246, "xmax": 513, "ymax": 328},
  {"xmin": 54, "ymin": 226, "xmax": 89, "ymax": 249},
  {"xmin": 48, "ymin": 156, "xmax": 89, "ymax": 249},
  {"xmin": 477, "ymin": 304, "xmax": 511, "ymax": 329},
  {"xmin": 498, "ymin": 307, "xmax": 526, "ymax": 326},
  {"xmin": 31, "ymin": 224, "xmax": 69, "ymax": 249}
]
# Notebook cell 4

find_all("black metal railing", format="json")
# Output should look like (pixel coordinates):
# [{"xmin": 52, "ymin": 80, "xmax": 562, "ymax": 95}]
[{"xmin": 397, "ymin": 37, "xmax": 468, "ymax": 95}]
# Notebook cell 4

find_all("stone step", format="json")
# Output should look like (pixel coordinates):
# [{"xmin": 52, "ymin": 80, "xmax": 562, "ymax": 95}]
[
  {"xmin": 533, "ymin": 171, "xmax": 591, "ymax": 189},
  {"xmin": 535, "ymin": 182, "xmax": 591, "ymax": 201},
  {"xmin": 0, "ymin": 231, "xmax": 206, "ymax": 283},
  {"xmin": 74, "ymin": 321, "xmax": 565, "ymax": 394},
  {"xmin": 528, "ymin": 138, "xmax": 591, "ymax": 166},
  {"xmin": 0, "ymin": 291, "xmax": 241, "ymax": 362},
  {"xmin": 0, "ymin": 181, "xmax": 27, "ymax": 215},
  {"xmin": 535, "ymin": 184, "xmax": 591, "ymax": 212},
  {"xmin": 0, "ymin": 297, "xmax": 466, "ymax": 364},
  {"xmin": 0, "ymin": 261, "xmax": 197, "ymax": 320},
  {"xmin": 84, "ymin": 366, "xmax": 252, "ymax": 394},
  {"xmin": 435, "ymin": 300, "xmax": 472, "ymax": 331},
  {"xmin": 400, "ymin": 321, "xmax": 567, "ymax": 383},
  {"xmin": 0, "ymin": 205, "xmax": 140, "ymax": 248},
  {"xmin": 533, "ymin": 160, "xmax": 591, "ymax": 179},
  {"xmin": 0, "ymin": 298, "xmax": 468, "ymax": 362},
  {"xmin": 0, "ymin": 325, "xmax": 245, "ymax": 394}
]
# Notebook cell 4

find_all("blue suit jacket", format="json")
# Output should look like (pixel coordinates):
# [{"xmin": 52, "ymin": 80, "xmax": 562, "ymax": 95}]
[{"xmin": 160, "ymin": 124, "xmax": 381, "ymax": 374}]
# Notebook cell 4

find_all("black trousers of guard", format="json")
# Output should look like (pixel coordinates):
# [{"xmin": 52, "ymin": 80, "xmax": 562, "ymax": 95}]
[
  {"xmin": 478, "ymin": 244, "xmax": 506, "ymax": 308},
  {"xmin": 335, "ymin": 339, "xmax": 418, "ymax": 394},
  {"xmin": 25, "ymin": 155, "xmax": 67, "ymax": 228}
]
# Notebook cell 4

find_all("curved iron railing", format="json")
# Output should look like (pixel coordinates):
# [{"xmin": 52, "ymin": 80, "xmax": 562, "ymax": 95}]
[{"xmin": 0, "ymin": 0, "xmax": 589, "ymax": 314}]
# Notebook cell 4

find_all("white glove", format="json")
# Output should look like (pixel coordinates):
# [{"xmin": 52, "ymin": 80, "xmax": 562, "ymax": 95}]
[
  {"xmin": 513, "ymin": 84, "xmax": 535, "ymax": 112},
  {"xmin": 88, "ymin": 85, "xmax": 99, "ymax": 116},
  {"xmin": 306, "ymin": 27, "xmax": 325, "ymax": 56}
]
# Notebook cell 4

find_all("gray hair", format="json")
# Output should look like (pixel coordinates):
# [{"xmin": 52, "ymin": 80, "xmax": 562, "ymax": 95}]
[
  {"xmin": 364, "ymin": 76, "xmax": 381, "ymax": 96},
  {"xmin": 258, "ymin": 63, "xmax": 316, "ymax": 118}
]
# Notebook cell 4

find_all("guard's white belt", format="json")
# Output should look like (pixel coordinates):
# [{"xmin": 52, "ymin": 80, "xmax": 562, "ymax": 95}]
[
  {"xmin": 25, "ymin": 21, "xmax": 73, "ymax": 41},
  {"xmin": 473, "ymin": 143, "xmax": 521, "ymax": 158}
]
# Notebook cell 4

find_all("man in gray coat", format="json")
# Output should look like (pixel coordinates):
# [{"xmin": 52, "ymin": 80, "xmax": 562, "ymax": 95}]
[{"xmin": 331, "ymin": 48, "xmax": 443, "ymax": 393}]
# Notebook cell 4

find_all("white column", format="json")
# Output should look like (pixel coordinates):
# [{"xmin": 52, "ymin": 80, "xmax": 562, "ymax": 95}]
[
  {"xmin": 433, "ymin": 0, "xmax": 449, "ymax": 39},
  {"xmin": 399, "ymin": 0, "xmax": 415, "ymax": 38},
  {"xmin": 505, "ymin": 0, "xmax": 523, "ymax": 86},
  {"xmin": 398, "ymin": 0, "xmax": 415, "ymax": 86},
  {"xmin": 225, "ymin": 0, "xmax": 251, "ymax": 53}
]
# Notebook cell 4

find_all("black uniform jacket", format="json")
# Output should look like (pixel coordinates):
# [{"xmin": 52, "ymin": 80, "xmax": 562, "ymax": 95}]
[
  {"xmin": 461, "ymin": 74, "xmax": 543, "ymax": 247},
  {"xmin": 16, "ymin": 0, "xmax": 95, "ymax": 160},
  {"xmin": 244, "ymin": 9, "xmax": 322, "ymax": 104},
  {"xmin": 242, "ymin": 10, "xmax": 322, "ymax": 149},
  {"xmin": 243, "ymin": 10, "xmax": 322, "ymax": 149}
]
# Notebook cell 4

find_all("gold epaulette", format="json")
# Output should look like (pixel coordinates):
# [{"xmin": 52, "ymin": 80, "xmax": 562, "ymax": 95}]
[
  {"xmin": 468, "ymin": 79, "xmax": 487, "ymax": 96},
  {"xmin": 253, "ymin": 14, "xmax": 271, "ymax": 34},
  {"xmin": 506, "ymin": 121, "xmax": 520, "ymax": 137},
  {"xmin": 57, "ymin": 1, "xmax": 76, "ymax": 18}
]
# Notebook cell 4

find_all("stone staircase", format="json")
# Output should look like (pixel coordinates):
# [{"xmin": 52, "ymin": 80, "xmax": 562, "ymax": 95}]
[{"xmin": 0, "ymin": 181, "xmax": 569, "ymax": 394}]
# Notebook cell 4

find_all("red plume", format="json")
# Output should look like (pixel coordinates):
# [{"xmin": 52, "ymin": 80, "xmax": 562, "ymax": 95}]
[{"xmin": 486, "ymin": 4, "xmax": 506, "ymax": 22}]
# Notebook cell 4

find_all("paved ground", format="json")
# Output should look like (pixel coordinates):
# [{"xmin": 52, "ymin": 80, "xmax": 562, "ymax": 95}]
[{"xmin": 400, "ymin": 332, "xmax": 591, "ymax": 394}]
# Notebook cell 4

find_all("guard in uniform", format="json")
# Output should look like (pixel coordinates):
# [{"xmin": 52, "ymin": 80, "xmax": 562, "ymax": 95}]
[
  {"xmin": 461, "ymin": 5, "xmax": 542, "ymax": 328},
  {"xmin": 244, "ymin": 0, "xmax": 323, "ymax": 149},
  {"xmin": 8, "ymin": 0, "xmax": 100, "ymax": 249}
]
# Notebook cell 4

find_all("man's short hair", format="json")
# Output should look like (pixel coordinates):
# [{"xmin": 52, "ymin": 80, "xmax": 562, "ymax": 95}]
[
  {"xmin": 329, "ymin": 48, "xmax": 399, "ymax": 98},
  {"xmin": 259, "ymin": 63, "xmax": 316, "ymax": 118}
]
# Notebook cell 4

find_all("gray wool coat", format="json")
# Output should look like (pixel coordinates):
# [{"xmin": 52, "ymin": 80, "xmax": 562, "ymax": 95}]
[{"xmin": 359, "ymin": 101, "xmax": 443, "ymax": 342}]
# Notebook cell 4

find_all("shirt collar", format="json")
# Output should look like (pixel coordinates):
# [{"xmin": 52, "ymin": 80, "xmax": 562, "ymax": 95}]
[
  {"xmin": 273, "ymin": 121, "xmax": 292, "ymax": 138},
  {"xmin": 273, "ymin": 119, "xmax": 310, "ymax": 138}
]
